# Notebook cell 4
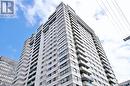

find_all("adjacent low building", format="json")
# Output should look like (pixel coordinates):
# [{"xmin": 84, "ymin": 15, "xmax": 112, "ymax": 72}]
[
  {"xmin": 0, "ymin": 56, "xmax": 17, "ymax": 86},
  {"xmin": 119, "ymin": 80, "xmax": 130, "ymax": 86}
]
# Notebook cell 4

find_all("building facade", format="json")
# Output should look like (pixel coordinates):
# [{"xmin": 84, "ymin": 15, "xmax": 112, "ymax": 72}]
[
  {"xmin": 119, "ymin": 80, "xmax": 130, "ymax": 86},
  {"xmin": 24, "ymin": 3, "xmax": 117, "ymax": 86},
  {"xmin": 13, "ymin": 36, "xmax": 34, "ymax": 86},
  {"xmin": 0, "ymin": 56, "xmax": 17, "ymax": 86}
]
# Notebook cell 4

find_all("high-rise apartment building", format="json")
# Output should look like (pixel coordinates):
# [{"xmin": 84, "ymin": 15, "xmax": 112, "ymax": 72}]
[
  {"xmin": 24, "ymin": 2, "xmax": 118, "ymax": 86},
  {"xmin": 0, "ymin": 56, "xmax": 17, "ymax": 86},
  {"xmin": 13, "ymin": 36, "xmax": 34, "ymax": 86}
]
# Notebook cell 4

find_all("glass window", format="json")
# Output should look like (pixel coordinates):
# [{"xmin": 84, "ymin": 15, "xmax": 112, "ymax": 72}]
[
  {"xmin": 59, "ymin": 54, "xmax": 68, "ymax": 62},
  {"xmin": 58, "ymin": 49, "xmax": 68, "ymax": 57},
  {"xmin": 73, "ymin": 68, "xmax": 77, "ymax": 73},
  {"xmin": 60, "ymin": 75, "xmax": 71, "ymax": 84},
  {"xmin": 60, "ymin": 67, "xmax": 70, "ymax": 76},
  {"xmin": 74, "ymin": 75, "xmax": 79, "ymax": 81},
  {"xmin": 58, "ymin": 43, "xmax": 68, "ymax": 51},
  {"xmin": 60, "ymin": 60, "xmax": 69, "ymax": 69}
]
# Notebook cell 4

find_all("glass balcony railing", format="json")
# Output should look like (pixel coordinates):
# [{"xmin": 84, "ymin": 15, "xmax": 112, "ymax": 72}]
[
  {"xmin": 79, "ymin": 60, "xmax": 89, "ymax": 68},
  {"xmin": 82, "ymin": 81, "xmax": 93, "ymax": 86},
  {"xmin": 80, "ymin": 66, "xmax": 91, "ymax": 75},
  {"xmin": 109, "ymin": 78, "xmax": 116, "ymax": 84},
  {"xmin": 81, "ymin": 73, "xmax": 93, "ymax": 82},
  {"xmin": 107, "ymin": 73, "xmax": 115, "ymax": 79}
]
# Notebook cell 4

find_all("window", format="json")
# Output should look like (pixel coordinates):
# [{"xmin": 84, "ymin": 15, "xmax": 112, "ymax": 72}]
[
  {"xmin": 48, "ymin": 67, "xmax": 52, "ymax": 71},
  {"xmin": 41, "ymin": 71, "xmax": 43, "ymax": 74},
  {"xmin": 76, "ymin": 84, "xmax": 80, "ymax": 86},
  {"xmin": 49, "ymin": 52, "xmax": 52, "ymax": 55},
  {"xmin": 43, "ymin": 25, "xmax": 49, "ymax": 33},
  {"xmin": 73, "ymin": 68, "xmax": 77, "ymax": 73},
  {"xmin": 48, "ymin": 57, "xmax": 52, "ymax": 60},
  {"xmin": 70, "ymin": 44, "xmax": 74, "ymax": 48},
  {"xmin": 53, "ymin": 59, "xmax": 56, "ymax": 62},
  {"xmin": 60, "ymin": 60, "xmax": 69, "ymax": 69},
  {"xmin": 72, "ymin": 61, "xmax": 77, "ymax": 66},
  {"xmin": 48, "ymin": 62, "xmax": 52, "ymax": 65},
  {"xmin": 57, "ymin": 34, "xmax": 66, "ymax": 42},
  {"xmin": 53, "ymin": 70, "xmax": 57, "ymax": 74},
  {"xmin": 42, "ymin": 57, "xmax": 45, "ymax": 60},
  {"xmin": 53, "ymin": 84, "xmax": 58, "ymax": 86},
  {"xmin": 53, "ymin": 77, "xmax": 57, "ymax": 81},
  {"xmin": 48, "ymin": 17, "xmax": 56, "ymax": 25},
  {"xmin": 53, "ymin": 64, "xmax": 57, "ymax": 68},
  {"xmin": 58, "ymin": 49, "xmax": 68, "ymax": 57},
  {"xmin": 47, "ymin": 80, "xmax": 51, "ymax": 84},
  {"xmin": 70, "ymin": 49, "xmax": 74, "ymax": 53},
  {"xmin": 41, "ymin": 66, "xmax": 44, "ymax": 69},
  {"xmin": 58, "ymin": 29, "xmax": 66, "ymax": 38},
  {"xmin": 40, "ymin": 76, "xmax": 43, "ymax": 79},
  {"xmin": 69, "ymin": 39, "xmax": 73, "ymax": 43},
  {"xmin": 53, "ymin": 54, "xmax": 56, "ymax": 56},
  {"xmin": 48, "ymin": 73, "xmax": 51, "ymax": 77},
  {"xmin": 40, "ymin": 82, "xmax": 42, "ymax": 85},
  {"xmin": 60, "ymin": 67, "xmax": 70, "ymax": 76},
  {"xmin": 70, "ymin": 54, "xmax": 76, "ymax": 59},
  {"xmin": 74, "ymin": 75, "xmax": 79, "ymax": 81},
  {"xmin": 42, "ymin": 61, "xmax": 44, "ymax": 64},
  {"xmin": 58, "ymin": 37, "xmax": 67, "ymax": 46},
  {"xmin": 58, "ymin": 43, "xmax": 68, "ymax": 51},
  {"xmin": 60, "ymin": 75, "xmax": 71, "ymax": 84},
  {"xmin": 59, "ymin": 54, "xmax": 68, "ymax": 62},
  {"xmin": 67, "ymin": 84, "xmax": 73, "ymax": 86}
]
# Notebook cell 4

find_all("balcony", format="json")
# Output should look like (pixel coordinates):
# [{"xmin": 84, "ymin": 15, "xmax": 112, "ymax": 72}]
[
  {"xmin": 27, "ymin": 77, "xmax": 35, "ymax": 85},
  {"xmin": 100, "ymin": 57, "xmax": 108, "ymax": 63},
  {"xmin": 97, "ymin": 51, "xmax": 104, "ymax": 55},
  {"xmin": 18, "ymin": 68, "xmax": 27, "ymax": 72},
  {"xmin": 28, "ymin": 72, "xmax": 36, "ymax": 79},
  {"xmin": 109, "ymin": 78, "xmax": 116, "ymax": 84},
  {"xmin": 78, "ymin": 54, "xmax": 88, "ymax": 62},
  {"xmin": 73, "ymin": 29, "xmax": 80, "ymax": 36},
  {"xmin": 101, "ymin": 59, "xmax": 109, "ymax": 66},
  {"xmin": 82, "ymin": 81, "xmax": 93, "ymax": 86},
  {"xmin": 71, "ymin": 21, "xmax": 78, "ymax": 28},
  {"xmin": 75, "ymin": 39, "xmax": 83, "ymax": 45},
  {"xmin": 75, "ymin": 43, "xmax": 85, "ymax": 51},
  {"xmin": 74, "ymin": 34, "xmax": 82, "ymax": 40},
  {"xmin": 18, "ymin": 75, "xmax": 25, "ymax": 80},
  {"xmin": 77, "ymin": 48, "xmax": 85, "ymax": 55},
  {"xmin": 79, "ymin": 60, "xmax": 89, "ymax": 68},
  {"xmin": 105, "ymin": 68, "xmax": 113, "ymax": 74},
  {"xmin": 17, "ymin": 64, "xmax": 28, "ymax": 70},
  {"xmin": 81, "ymin": 73, "xmax": 93, "ymax": 82},
  {"xmin": 29, "ymin": 67, "xmax": 37, "ymax": 74},
  {"xmin": 95, "ymin": 45, "xmax": 101, "ymax": 49},
  {"xmin": 80, "ymin": 66, "xmax": 91, "ymax": 75},
  {"xmin": 107, "ymin": 73, "xmax": 115, "ymax": 79},
  {"xmin": 103, "ymin": 63, "xmax": 110, "ymax": 69}
]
